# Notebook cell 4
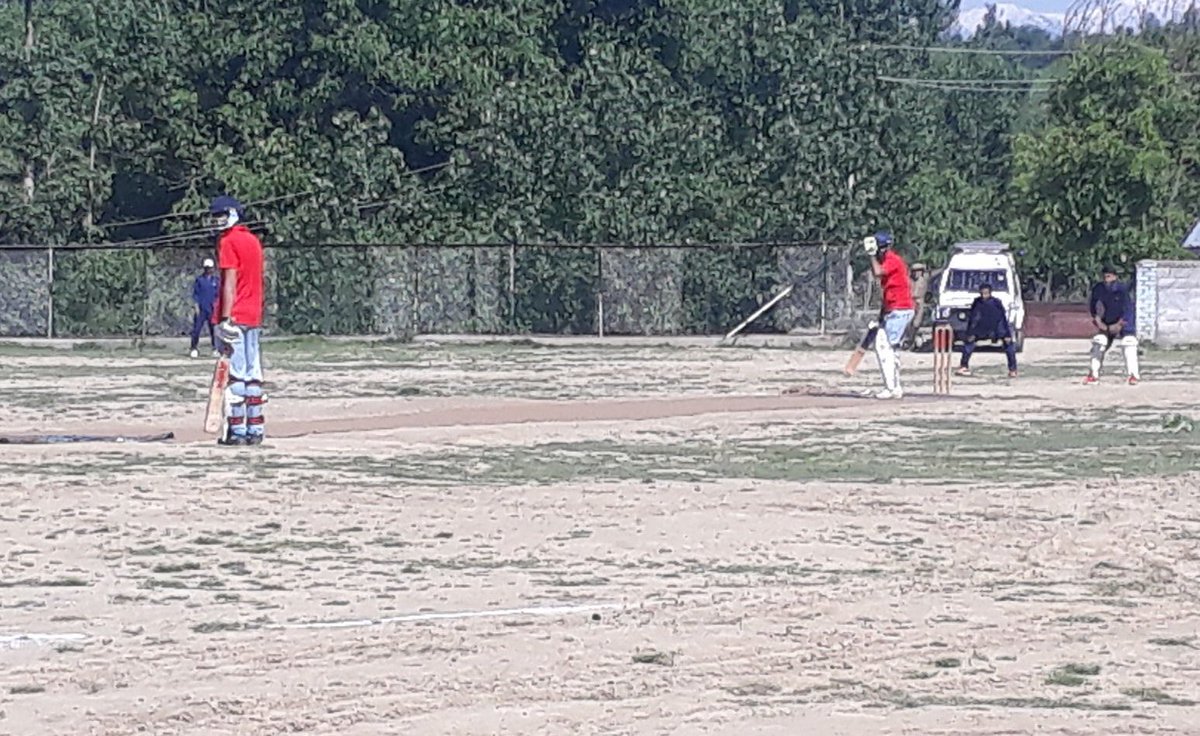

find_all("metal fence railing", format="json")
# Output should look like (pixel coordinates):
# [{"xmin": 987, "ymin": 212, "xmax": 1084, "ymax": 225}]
[{"xmin": 0, "ymin": 241, "xmax": 853, "ymax": 339}]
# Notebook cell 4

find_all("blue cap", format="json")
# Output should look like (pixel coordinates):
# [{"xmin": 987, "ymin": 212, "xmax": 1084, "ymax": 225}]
[{"xmin": 874, "ymin": 231, "xmax": 894, "ymax": 248}]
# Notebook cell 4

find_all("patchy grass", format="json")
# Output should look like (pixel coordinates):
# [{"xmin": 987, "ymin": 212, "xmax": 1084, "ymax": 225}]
[
  {"xmin": 192, "ymin": 618, "xmax": 269, "ymax": 634},
  {"xmin": 223, "ymin": 411, "xmax": 1200, "ymax": 488},
  {"xmin": 632, "ymin": 650, "xmax": 675, "ymax": 666},
  {"xmin": 1058, "ymin": 614, "xmax": 1105, "ymax": 624},
  {"xmin": 1121, "ymin": 687, "xmax": 1197, "ymax": 706},
  {"xmin": 0, "ymin": 577, "xmax": 90, "ymax": 588},
  {"xmin": 151, "ymin": 561, "xmax": 202, "ymax": 574},
  {"xmin": 1149, "ymin": 637, "xmax": 1196, "ymax": 648},
  {"xmin": 1047, "ymin": 663, "xmax": 1102, "ymax": 687}
]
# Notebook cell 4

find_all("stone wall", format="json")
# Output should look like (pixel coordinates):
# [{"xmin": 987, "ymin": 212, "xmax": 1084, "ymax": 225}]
[{"xmin": 1136, "ymin": 260, "xmax": 1200, "ymax": 346}]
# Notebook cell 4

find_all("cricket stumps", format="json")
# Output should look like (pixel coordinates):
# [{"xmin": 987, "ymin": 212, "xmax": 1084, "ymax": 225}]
[{"xmin": 933, "ymin": 321, "xmax": 952, "ymax": 395}]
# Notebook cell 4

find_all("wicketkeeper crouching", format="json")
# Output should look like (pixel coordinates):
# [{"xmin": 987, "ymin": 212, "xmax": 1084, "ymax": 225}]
[
  {"xmin": 210, "ymin": 195, "xmax": 267, "ymax": 446},
  {"xmin": 957, "ymin": 282, "xmax": 1018, "ymax": 378}
]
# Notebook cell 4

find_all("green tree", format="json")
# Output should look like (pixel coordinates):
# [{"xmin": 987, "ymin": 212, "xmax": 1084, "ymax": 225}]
[{"xmin": 1011, "ymin": 41, "xmax": 1197, "ymax": 296}]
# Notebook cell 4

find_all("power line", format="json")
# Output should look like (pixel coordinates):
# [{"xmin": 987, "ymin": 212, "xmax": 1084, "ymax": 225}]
[
  {"xmin": 886, "ymin": 82, "xmax": 1054, "ymax": 93},
  {"xmin": 878, "ymin": 75, "xmax": 1056, "ymax": 92},
  {"xmin": 898, "ymin": 83, "xmax": 1054, "ymax": 93},
  {"xmin": 93, "ymin": 160, "xmax": 455, "ymax": 233},
  {"xmin": 0, "ymin": 160, "xmax": 456, "ymax": 250},
  {"xmin": 868, "ymin": 43, "xmax": 1076, "ymax": 56},
  {"xmin": 879, "ymin": 75, "xmax": 1058, "ymax": 85}
]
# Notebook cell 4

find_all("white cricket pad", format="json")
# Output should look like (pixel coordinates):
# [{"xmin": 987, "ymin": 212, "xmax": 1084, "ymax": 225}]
[
  {"xmin": 1122, "ymin": 335, "xmax": 1139, "ymax": 379},
  {"xmin": 1090, "ymin": 333, "xmax": 1109, "ymax": 377},
  {"xmin": 874, "ymin": 329, "xmax": 898, "ymax": 391}
]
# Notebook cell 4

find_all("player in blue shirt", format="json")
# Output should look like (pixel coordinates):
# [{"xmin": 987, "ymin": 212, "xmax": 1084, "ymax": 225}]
[
  {"xmin": 189, "ymin": 257, "xmax": 220, "ymax": 358},
  {"xmin": 956, "ymin": 283, "xmax": 1018, "ymax": 378},
  {"xmin": 1085, "ymin": 265, "xmax": 1139, "ymax": 385}
]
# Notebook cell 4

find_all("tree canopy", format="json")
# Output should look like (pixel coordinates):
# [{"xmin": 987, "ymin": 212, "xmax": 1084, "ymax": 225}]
[{"xmin": 2, "ymin": 1, "xmax": 1199, "ymax": 335}]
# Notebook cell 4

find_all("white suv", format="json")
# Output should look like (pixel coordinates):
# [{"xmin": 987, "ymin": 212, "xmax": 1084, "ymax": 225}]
[{"xmin": 933, "ymin": 241, "xmax": 1026, "ymax": 352}]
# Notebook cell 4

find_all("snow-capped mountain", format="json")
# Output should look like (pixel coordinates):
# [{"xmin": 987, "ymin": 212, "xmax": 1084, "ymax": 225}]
[
  {"xmin": 953, "ymin": 1, "xmax": 1199, "ymax": 38},
  {"xmin": 953, "ymin": 3, "xmax": 1065, "ymax": 37}
]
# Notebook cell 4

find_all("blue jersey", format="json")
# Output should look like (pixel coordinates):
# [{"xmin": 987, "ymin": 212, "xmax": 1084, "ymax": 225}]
[
  {"xmin": 1124, "ymin": 276, "xmax": 1137, "ymax": 333},
  {"xmin": 967, "ymin": 295, "xmax": 1011, "ymax": 338},
  {"xmin": 193, "ymin": 274, "xmax": 219, "ymax": 315},
  {"xmin": 1089, "ymin": 281, "xmax": 1131, "ymax": 327}
]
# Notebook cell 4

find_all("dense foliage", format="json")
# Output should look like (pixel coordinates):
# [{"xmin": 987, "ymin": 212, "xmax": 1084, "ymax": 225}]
[{"xmin": 2, "ymin": 1, "xmax": 1199, "ymax": 335}]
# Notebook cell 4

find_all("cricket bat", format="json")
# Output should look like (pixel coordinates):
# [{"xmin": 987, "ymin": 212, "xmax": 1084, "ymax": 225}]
[
  {"xmin": 203, "ymin": 354, "xmax": 231, "ymax": 435},
  {"xmin": 843, "ymin": 326, "xmax": 878, "ymax": 376}
]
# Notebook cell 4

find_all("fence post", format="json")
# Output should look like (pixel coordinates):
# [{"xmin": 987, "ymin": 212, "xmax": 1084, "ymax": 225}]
[
  {"xmin": 820, "ymin": 244, "xmax": 829, "ymax": 335},
  {"xmin": 596, "ymin": 247, "xmax": 604, "ymax": 338},
  {"xmin": 411, "ymin": 244, "xmax": 420, "ymax": 336},
  {"xmin": 46, "ymin": 245, "xmax": 54, "ymax": 338},
  {"xmin": 508, "ymin": 243, "xmax": 516, "ymax": 332},
  {"xmin": 141, "ymin": 247, "xmax": 150, "ymax": 339}
]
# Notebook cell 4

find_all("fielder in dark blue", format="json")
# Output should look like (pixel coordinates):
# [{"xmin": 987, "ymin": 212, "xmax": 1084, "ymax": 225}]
[
  {"xmin": 957, "ymin": 283, "xmax": 1018, "ymax": 377},
  {"xmin": 189, "ymin": 257, "xmax": 219, "ymax": 357},
  {"xmin": 1085, "ymin": 265, "xmax": 1139, "ymax": 384}
]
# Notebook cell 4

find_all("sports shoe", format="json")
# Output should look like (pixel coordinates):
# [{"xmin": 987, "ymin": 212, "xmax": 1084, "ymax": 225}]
[
  {"xmin": 1083, "ymin": 374, "xmax": 1098, "ymax": 385},
  {"xmin": 218, "ymin": 434, "xmax": 249, "ymax": 447},
  {"xmin": 246, "ymin": 434, "xmax": 264, "ymax": 446},
  {"xmin": 955, "ymin": 367, "xmax": 972, "ymax": 377},
  {"xmin": 1008, "ymin": 370, "xmax": 1019, "ymax": 378},
  {"xmin": 875, "ymin": 388, "xmax": 903, "ymax": 400},
  {"xmin": 1128, "ymin": 375, "xmax": 1139, "ymax": 385},
  {"xmin": 189, "ymin": 349, "xmax": 199, "ymax": 359}
]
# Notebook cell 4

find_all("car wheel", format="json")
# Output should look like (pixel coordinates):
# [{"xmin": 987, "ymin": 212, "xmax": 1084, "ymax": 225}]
[{"xmin": 1015, "ymin": 329, "xmax": 1025, "ymax": 353}]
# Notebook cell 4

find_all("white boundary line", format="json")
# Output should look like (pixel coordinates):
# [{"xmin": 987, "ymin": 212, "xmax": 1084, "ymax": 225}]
[
  {"xmin": 1, "ymin": 633, "xmax": 88, "ymax": 649},
  {"xmin": 266, "ymin": 602, "xmax": 623, "ymax": 631}
]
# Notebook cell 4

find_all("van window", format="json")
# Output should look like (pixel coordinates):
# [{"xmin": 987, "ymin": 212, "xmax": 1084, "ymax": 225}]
[{"xmin": 947, "ymin": 269, "xmax": 1008, "ymax": 292}]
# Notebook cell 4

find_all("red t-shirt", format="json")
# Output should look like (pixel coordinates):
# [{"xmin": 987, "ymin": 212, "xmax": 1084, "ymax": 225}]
[
  {"xmin": 217, "ymin": 225, "xmax": 265, "ymax": 327},
  {"xmin": 880, "ymin": 250, "xmax": 914, "ymax": 311}
]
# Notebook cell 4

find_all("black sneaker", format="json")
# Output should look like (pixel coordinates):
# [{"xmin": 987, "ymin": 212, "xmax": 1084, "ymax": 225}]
[
  {"xmin": 246, "ymin": 434, "xmax": 264, "ymax": 446},
  {"xmin": 218, "ymin": 435, "xmax": 250, "ymax": 447}
]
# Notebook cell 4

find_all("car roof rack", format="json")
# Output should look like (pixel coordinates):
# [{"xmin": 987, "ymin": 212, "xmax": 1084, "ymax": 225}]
[{"xmin": 950, "ymin": 241, "xmax": 1010, "ymax": 255}]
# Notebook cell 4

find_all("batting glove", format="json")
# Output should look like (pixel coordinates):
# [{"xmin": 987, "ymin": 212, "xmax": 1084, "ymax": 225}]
[
  {"xmin": 216, "ymin": 319, "xmax": 242, "ymax": 345},
  {"xmin": 862, "ymin": 236, "xmax": 878, "ymax": 256}
]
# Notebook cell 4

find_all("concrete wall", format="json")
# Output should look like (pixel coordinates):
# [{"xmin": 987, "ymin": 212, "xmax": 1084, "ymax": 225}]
[{"xmin": 1136, "ymin": 260, "xmax": 1200, "ymax": 346}]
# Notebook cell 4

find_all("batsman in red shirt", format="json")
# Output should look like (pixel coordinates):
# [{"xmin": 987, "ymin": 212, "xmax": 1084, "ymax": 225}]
[
  {"xmin": 864, "ymin": 231, "xmax": 915, "ymax": 399},
  {"xmin": 210, "ymin": 195, "xmax": 267, "ymax": 446}
]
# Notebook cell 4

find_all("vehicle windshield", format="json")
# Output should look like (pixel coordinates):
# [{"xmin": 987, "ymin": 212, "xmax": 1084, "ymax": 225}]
[{"xmin": 946, "ymin": 269, "xmax": 1009, "ymax": 292}]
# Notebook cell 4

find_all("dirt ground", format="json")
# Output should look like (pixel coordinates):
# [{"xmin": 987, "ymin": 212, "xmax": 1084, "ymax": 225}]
[{"xmin": 2, "ymin": 336, "xmax": 1199, "ymax": 735}]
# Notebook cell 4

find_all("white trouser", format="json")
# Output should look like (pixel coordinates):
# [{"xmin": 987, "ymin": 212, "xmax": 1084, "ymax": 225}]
[
  {"xmin": 874, "ymin": 328, "xmax": 901, "ymax": 392},
  {"xmin": 1090, "ymin": 333, "xmax": 1139, "ymax": 379}
]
